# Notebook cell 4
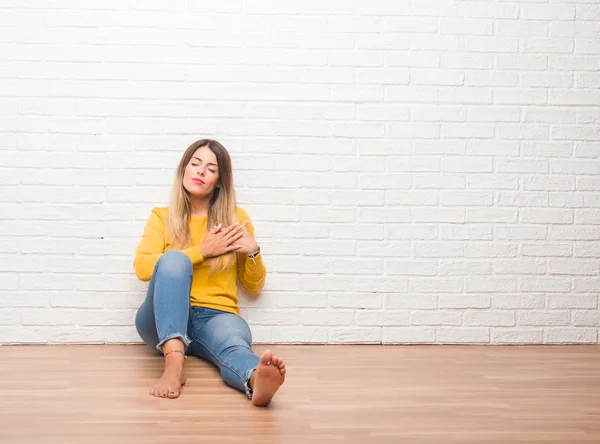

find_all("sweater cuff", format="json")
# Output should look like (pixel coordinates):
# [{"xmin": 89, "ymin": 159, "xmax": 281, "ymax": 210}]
[{"xmin": 182, "ymin": 246, "xmax": 204, "ymax": 265}]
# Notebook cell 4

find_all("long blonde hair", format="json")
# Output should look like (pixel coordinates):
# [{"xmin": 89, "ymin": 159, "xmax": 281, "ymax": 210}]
[{"xmin": 168, "ymin": 139, "xmax": 237, "ymax": 271}]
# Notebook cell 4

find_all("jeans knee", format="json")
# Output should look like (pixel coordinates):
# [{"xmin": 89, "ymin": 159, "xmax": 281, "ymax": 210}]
[{"xmin": 155, "ymin": 250, "xmax": 192, "ymax": 278}]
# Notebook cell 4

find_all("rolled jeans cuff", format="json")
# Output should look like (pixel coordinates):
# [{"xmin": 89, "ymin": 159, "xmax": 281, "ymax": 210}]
[{"xmin": 156, "ymin": 333, "xmax": 191, "ymax": 354}]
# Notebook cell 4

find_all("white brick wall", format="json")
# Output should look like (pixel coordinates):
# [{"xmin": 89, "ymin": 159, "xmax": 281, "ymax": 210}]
[{"xmin": 1, "ymin": 0, "xmax": 599, "ymax": 345}]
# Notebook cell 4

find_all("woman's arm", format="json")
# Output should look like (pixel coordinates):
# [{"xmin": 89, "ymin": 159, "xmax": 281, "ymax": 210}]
[
  {"xmin": 133, "ymin": 208, "xmax": 204, "ymax": 281},
  {"xmin": 236, "ymin": 218, "xmax": 266, "ymax": 294}
]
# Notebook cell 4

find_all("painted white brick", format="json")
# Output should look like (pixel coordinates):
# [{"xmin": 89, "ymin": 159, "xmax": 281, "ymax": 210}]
[
  {"xmin": 439, "ymin": 294, "xmax": 490, "ymax": 309},
  {"xmin": 573, "ymin": 279, "xmax": 600, "ymax": 293},
  {"xmin": 438, "ymin": 87, "xmax": 493, "ymax": 104},
  {"xmin": 383, "ymin": 327, "xmax": 435, "ymax": 344},
  {"xmin": 357, "ymin": 241, "xmax": 411, "ymax": 257},
  {"xmin": 359, "ymin": 173, "xmax": 411, "ymax": 190},
  {"xmin": 302, "ymin": 240, "xmax": 355, "ymax": 256},
  {"xmin": 274, "ymin": 293, "xmax": 328, "ymax": 308},
  {"xmin": 332, "ymin": 224, "xmax": 384, "ymax": 241},
  {"xmin": 517, "ymin": 311, "xmax": 570, "ymax": 327},
  {"xmin": 298, "ymin": 274, "xmax": 350, "ymax": 292},
  {"xmin": 385, "ymin": 260, "xmax": 438, "ymax": 276},
  {"xmin": 464, "ymin": 310, "xmax": 515, "ymax": 327},
  {"xmin": 411, "ymin": 106, "xmax": 466, "ymax": 122},
  {"xmin": 521, "ymin": 142, "xmax": 573, "ymax": 157},
  {"xmin": 388, "ymin": 157, "xmax": 440, "ymax": 172},
  {"xmin": 523, "ymin": 39, "xmax": 574, "ymax": 55},
  {"xmin": 524, "ymin": 176, "xmax": 575, "ymax": 192},
  {"xmin": 492, "ymin": 294, "xmax": 546, "ymax": 309},
  {"xmin": 466, "ymin": 106, "xmax": 519, "ymax": 122},
  {"xmin": 246, "ymin": 309, "xmax": 301, "ymax": 326},
  {"xmin": 329, "ymin": 327, "xmax": 381, "ymax": 344},
  {"xmin": 331, "ymin": 259, "xmax": 383, "ymax": 275},
  {"xmin": 467, "ymin": 37, "xmax": 518, "ymax": 53},
  {"xmin": 301, "ymin": 310, "xmax": 355, "ymax": 326},
  {"xmin": 269, "ymin": 257, "xmax": 330, "ymax": 274},
  {"xmin": 496, "ymin": 21, "xmax": 548, "ymax": 38},
  {"xmin": 329, "ymin": 294, "xmax": 383, "ymax": 309},
  {"xmin": 410, "ymin": 277, "xmax": 464, "ymax": 293},
  {"xmin": 575, "ymin": 143, "xmax": 600, "ymax": 158},
  {"xmin": 355, "ymin": 277, "xmax": 409, "ymax": 293},
  {"xmin": 493, "ymin": 260, "xmax": 546, "ymax": 275},
  {"xmin": 385, "ymin": 294, "xmax": 436, "ymax": 310},
  {"xmin": 466, "ymin": 277, "xmax": 517, "ymax": 293},
  {"xmin": 436, "ymin": 327, "xmax": 490, "ymax": 343},
  {"xmin": 440, "ymin": 191, "xmax": 493, "ymax": 207},
  {"xmin": 545, "ymin": 328, "xmax": 597, "ymax": 344},
  {"xmin": 443, "ymin": 157, "xmax": 493, "ymax": 173},
  {"xmin": 497, "ymin": 192, "xmax": 549, "ymax": 208},
  {"xmin": 467, "ymin": 174, "xmax": 519, "ymax": 190},
  {"xmin": 550, "ymin": 193, "xmax": 585, "ymax": 209},
  {"xmin": 571, "ymin": 311, "xmax": 600, "ymax": 327},
  {"xmin": 520, "ymin": 209, "xmax": 574, "ymax": 225},
  {"xmin": 414, "ymin": 173, "xmax": 466, "ymax": 189},
  {"xmin": 302, "ymin": 207, "xmax": 354, "ymax": 223},
  {"xmin": 548, "ymin": 295, "xmax": 598, "ymax": 309},
  {"xmin": 466, "ymin": 3, "xmax": 518, "ymax": 19},
  {"xmin": 386, "ymin": 191, "xmax": 439, "ymax": 206},
  {"xmin": 467, "ymin": 208, "xmax": 518, "ymax": 223},
  {"xmin": 521, "ymin": 277, "xmax": 571, "ymax": 293},
  {"xmin": 577, "ymin": 177, "xmax": 600, "ymax": 192},
  {"xmin": 414, "ymin": 242, "xmax": 464, "ymax": 258},
  {"xmin": 356, "ymin": 311, "xmax": 409, "ymax": 326},
  {"xmin": 272, "ymin": 327, "xmax": 328, "ymax": 344},
  {"xmin": 411, "ymin": 311, "xmax": 462, "ymax": 326},
  {"xmin": 442, "ymin": 53, "xmax": 493, "ymax": 70},
  {"xmin": 549, "ymin": 226, "xmax": 600, "ymax": 241},
  {"xmin": 413, "ymin": 208, "xmax": 465, "ymax": 223},
  {"xmin": 521, "ymin": 244, "xmax": 572, "ymax": 258},
  {"xmin": 496, "ymin": 55, "xmax": 548, "ymax": 71},
  {"xmin": 386, "ymin": 225, "xmax": 438, "ymax": 240},
  {"xmin": 358, "ymin": 207, "xmax": 411, "ymax": 223},
  {"xmin": 491, "ymin": 329, "xmax": 544, "ymax": 344},
  {"xmin": 574, "ymin": 242, "xmax": 600, "ymax": 258},
  {"xmin": 439, "ymin": 260, "xmax": 491, "ymax": 275},
  {"xmin": 548, "ymin": 259, "xmax": 599, "ymax": 276}
]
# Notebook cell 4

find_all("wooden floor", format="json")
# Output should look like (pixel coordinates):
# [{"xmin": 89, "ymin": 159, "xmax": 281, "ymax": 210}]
[{"xmin": 0, "ymin": 345, "xmax": 599, "ymax": 444}]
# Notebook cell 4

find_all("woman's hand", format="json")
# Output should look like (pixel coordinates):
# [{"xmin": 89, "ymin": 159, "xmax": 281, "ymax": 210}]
[
  {"xmin": 198, "ymin": 223, "xmax": 244, "ymax": 259},
  {"xmin": 234, "ymin": 221, "xmax": 259, "ymax": 255}
]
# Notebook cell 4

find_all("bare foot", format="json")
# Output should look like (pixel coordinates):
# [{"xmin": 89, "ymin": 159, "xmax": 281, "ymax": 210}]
[
  {"xmin": 149, "ymin": 352, "xmax": 186, "ymax": 399},
  {"xmin": 251, "ymin": 350, "xmax": 286, "ymax": 407}
]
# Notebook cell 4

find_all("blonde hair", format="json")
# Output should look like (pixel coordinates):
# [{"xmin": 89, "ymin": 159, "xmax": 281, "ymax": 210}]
[{"xmin": 168, "ymin": 139, "xmax": 237, "ymax": 272}]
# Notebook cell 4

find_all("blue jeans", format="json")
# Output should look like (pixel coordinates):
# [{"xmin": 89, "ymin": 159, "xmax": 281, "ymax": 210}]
[{"xmin": 135, "ymin": 250, "xmax": 260, "ymax": 399}]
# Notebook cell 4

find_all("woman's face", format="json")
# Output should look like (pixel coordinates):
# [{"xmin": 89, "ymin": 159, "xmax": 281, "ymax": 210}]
[{"xmin": 182, "ymin": 145, "xmax": 219, "ymax": 198}]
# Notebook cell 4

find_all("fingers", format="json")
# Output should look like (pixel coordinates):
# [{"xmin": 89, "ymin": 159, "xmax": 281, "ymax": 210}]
[{"xmin": 224, "ymin": 226, "xmax": 244, "ymax": 242}]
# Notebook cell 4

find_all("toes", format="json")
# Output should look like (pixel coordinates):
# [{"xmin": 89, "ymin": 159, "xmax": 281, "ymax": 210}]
[
  {"xmin": 168, "ymin": 389, "xmax": 179, "ymax": 399},
  {"xmin": 259, "ymin": 350, "xmax": 273, "ymax": 366},
  {"xmin": 281, "ymin": 368, "xmax": 286, "ymax": 377}
]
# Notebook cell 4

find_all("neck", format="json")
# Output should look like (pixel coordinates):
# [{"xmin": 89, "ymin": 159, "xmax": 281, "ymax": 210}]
[{"xmin": 190, "ymin": 197, "xmax": 210, "ymax": 218}]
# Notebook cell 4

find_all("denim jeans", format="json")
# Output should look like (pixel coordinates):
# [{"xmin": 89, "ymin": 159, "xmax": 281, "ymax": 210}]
[{"xmin": 135, "ymin": 250, "xmax": 259, "ymax": 399}]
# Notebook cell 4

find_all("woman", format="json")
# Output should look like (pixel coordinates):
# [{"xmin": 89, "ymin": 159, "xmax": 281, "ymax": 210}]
[{"xmin": 133, "ymin": 139, "xmax": 286, "ymax": 406}]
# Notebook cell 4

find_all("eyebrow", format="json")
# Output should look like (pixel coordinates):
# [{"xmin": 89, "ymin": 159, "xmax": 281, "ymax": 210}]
[{"xmin": 192, "ymin": 156, "xmax": 218, "ymax": 168}]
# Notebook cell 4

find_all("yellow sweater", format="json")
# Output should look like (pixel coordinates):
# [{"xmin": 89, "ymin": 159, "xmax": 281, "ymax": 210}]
[{"xmin": 133, "ymin": 206, "xmax": 266, "ymax": 315}]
